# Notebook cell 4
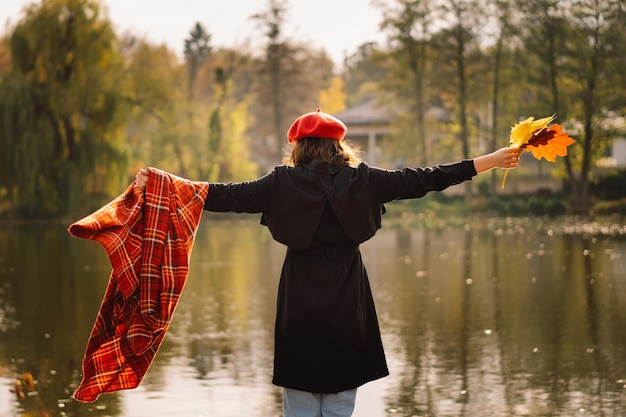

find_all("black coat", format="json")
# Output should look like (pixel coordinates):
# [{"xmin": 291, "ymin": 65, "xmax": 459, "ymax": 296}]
[{"xmin": 204, "ymin": 159, "xmax": 477, "ymax": 393}]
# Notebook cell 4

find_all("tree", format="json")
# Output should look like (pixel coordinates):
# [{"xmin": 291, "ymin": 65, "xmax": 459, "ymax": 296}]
[
  {"xmin": 0, "ymin": 0, "xmax": 128, "ymax": 217},
  {"xmin": 252, "ymin": 0, "xmax": 290, "ymax": 162},
  {"xmin": 342, "ymin": 42, "xmax": 389, "ymax": 107},
  {"xmin": 561, "ymin": 0, "xmax": 625, "ymax": 213},
  {"xmin": 205, "ymin": 58, "xmax": 236, "ymax": 180},
  {"xmin": 378, "ymin": 0, "xmax": 433, "ymax": 166},
  {"xmin": 251, "ymin": 0, "xmax": 335, "ymax": 166},
  {"xmin": 518, "ymin": 0, "xmax": 568, "ymax": 119},
  {"xmin": 0, "ymin": 38, "xmax": 10, "ymax": 74},
  {"xmin": 318, "ymin": 76, "xmax": 347, "ymax": 115},
  {"xmin": 518, "ymin": 0, "xmax": 625, "ymax": 213},
  {"xmin": 431, "ymin": 0, "xmax": 488, "ymax": 202},
  {"xmin": 184, "ymin": 22, "xmax": 212, "ymax": 103},
  {"xmin": 189, "ymin": 47, "xmax": 259, "ymax": 181},
  {"xmin": 175, "ymin": 22, "xmax": 213, "ymax": 177},
  {"xmin": 119, "ymin": 35, "xmax": 187, "ymax": 176},
  {"xmin": 485, "ymin": 0, "xmax": 518, "ymax": 193}
]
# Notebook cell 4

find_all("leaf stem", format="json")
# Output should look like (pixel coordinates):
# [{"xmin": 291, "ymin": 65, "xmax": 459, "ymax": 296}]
[{"xmin": 501, "ymin": 169, "xmax": 510, "ymax": 189}]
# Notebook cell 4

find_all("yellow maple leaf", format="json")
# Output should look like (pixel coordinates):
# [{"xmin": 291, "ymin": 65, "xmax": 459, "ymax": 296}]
[{"xmin": 509, "ymin": 115, "xmax": 556, "ymax": 148}]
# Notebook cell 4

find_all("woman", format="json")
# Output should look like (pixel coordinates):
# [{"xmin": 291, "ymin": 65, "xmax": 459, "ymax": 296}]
[{"xmin": 136, "ymin": 109, "xmax": 521, "ymax": 417}]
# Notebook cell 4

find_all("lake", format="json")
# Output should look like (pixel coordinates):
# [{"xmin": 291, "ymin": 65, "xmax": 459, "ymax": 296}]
[{"xmin": 1, "ymin": 215, "xmax": 625, "ymax": 417}]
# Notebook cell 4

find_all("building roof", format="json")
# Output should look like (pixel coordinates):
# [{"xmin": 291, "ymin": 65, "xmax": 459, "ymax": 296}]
[
  {"xmin": 334, "ymin": 99, "xmax": 451, "ymax": 127},
  {"xmin": 333, "ymin": 99, "xmax": 393, "ymax": 126}
]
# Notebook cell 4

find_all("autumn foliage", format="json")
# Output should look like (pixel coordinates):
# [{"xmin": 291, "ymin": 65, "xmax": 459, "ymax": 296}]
[{"xmin": 502, "ymin": 115, "xmax": 576, "ymax": 188}]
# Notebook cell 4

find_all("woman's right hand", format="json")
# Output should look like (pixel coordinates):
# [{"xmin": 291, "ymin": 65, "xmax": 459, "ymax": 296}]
[{"xmin": 135, "ymin": 169, "xmax": 149, "ymax": 192}]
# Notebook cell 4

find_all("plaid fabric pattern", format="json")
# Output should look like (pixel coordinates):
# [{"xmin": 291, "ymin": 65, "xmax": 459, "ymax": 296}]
[{"xmin": 68, "ymin": 168, "xmax": 209, "ymax": 402}]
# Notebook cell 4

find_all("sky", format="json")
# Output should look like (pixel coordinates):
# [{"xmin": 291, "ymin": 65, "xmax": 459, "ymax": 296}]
[{"xmin": 0, "ymin": 0, "xmax": 386, "ymax": 66}]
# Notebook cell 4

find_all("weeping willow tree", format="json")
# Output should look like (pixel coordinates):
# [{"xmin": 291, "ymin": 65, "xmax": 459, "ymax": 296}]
[{"xmin": 0, "ymin": 0, "xmax": 129, "ymax": 218}]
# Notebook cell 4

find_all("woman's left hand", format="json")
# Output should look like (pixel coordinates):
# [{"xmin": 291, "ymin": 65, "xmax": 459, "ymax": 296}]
[{"xmin": 135, "ymin": 169, "xmax": 149, "ymax": 192}]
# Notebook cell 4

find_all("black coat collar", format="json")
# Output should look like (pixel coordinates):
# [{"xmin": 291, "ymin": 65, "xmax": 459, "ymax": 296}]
[{"xmin": 301, "ymin": 160, "xmax": 346, "ymax": 175}]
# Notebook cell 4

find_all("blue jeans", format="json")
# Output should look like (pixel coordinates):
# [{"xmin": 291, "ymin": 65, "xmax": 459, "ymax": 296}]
[{"xmin": 282, "ymin": 387, "xmax": 358, "ymax": 417}]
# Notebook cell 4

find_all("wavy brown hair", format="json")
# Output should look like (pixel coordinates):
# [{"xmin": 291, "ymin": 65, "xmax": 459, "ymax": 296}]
[{"xmin": 283, "ymin": 138, "xmax": 362, "ymax": 167}]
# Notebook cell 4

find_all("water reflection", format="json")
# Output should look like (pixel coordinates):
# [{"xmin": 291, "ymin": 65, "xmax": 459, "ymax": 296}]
[{"xmin": 0, "ymin": 217, "xmax": 625, "ymax": 416}]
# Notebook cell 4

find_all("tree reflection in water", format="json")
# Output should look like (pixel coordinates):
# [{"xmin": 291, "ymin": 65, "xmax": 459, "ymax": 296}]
[{"xmin": 0, "ymin": 217, "xmax": 624, "ymax": 416}]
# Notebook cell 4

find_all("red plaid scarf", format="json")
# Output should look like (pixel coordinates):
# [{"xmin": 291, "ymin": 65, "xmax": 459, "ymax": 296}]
[{"xmin": 68, "ymin": 168, "xmax": 209, "ymax": 402}]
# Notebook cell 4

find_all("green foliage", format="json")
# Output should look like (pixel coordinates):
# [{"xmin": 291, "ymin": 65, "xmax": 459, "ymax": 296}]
[
  {"xmin": 446, "ymin": 178, "xmax": 571, "ymax": 217},
  {"xmin": 484, "ymin": 195, "xmax": 569, "ymax": 217},
  {"xmin": 386, "ymin": 192, "xmax": 573, "ymax": 219},
  {"xmin": 208, "ymin": 101, "xmax": 259, "ymax": 182},
  {"xmin": 590, "ymin": 169, "xmax": 626, "ymax": 200},
  {"xmin": 120, "ymin": 38, "xmax": 187, "ymax": 176},
  {"xmin": 592, "ymin": 199, "xmax": 626, "ymax": 215},
  {"xmin": 0, "ymin": 0, "xmax": 129, "ymax": 217},
  {"xmin": 121, "ymin": 36, "xmax": 260, "ymax": 183},
  {"xmin": 342, "ymin": 42, "xmax": 388, "ymax": 106}
]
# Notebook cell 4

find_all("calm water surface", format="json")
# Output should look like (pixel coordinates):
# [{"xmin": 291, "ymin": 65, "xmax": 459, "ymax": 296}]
[{"xmin": 0, "ymin": 215, "xmax": 625, "ymax": 417}]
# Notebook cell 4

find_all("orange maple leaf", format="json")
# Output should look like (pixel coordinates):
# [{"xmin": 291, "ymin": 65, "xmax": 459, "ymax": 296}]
[{"xmin": 521, "ymin": 124, "xmax": 576, "ymax": 162}]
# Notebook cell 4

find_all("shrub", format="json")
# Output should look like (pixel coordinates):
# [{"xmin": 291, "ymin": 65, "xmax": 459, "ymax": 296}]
[
  {"xmin": 592, "ymin": 199, "xmax": 626, "ymax": 215},
  {"xmin": 591, "ymin": 169, "xmax": 626, "ymax": 200}
]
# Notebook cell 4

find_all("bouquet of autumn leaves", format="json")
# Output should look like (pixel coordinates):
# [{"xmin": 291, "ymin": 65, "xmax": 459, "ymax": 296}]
[{"xmin": 501, "ymin": 115, "xmax": 576, "ymax": 188}]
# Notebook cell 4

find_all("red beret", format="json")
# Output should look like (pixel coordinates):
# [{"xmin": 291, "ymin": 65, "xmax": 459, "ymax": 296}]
[{"xmin": 287, "ymin": 109, "xmax": 347, "ymax": 143}]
